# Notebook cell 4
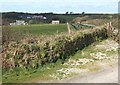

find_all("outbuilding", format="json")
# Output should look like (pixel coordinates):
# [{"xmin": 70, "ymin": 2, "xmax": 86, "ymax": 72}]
[{"xmin": 52, "ymin": 20, "xmax": 60, "ymax": 24}]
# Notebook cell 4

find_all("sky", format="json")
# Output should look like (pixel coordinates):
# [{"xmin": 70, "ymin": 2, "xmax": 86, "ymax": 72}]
[{"xmin": 0, "ymin": 0, "xmax": 119, "ymax": 13}]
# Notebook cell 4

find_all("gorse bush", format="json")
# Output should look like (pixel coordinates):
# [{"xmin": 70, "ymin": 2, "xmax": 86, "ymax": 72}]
[{"xmin": 2, "ymin": 27, "xmax": 108, "ymax": 70}]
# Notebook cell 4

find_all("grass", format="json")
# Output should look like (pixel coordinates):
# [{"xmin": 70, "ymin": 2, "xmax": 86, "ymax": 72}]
[
  {"xmin": 4, "ymin": 23, "xmax": 93, "ymax": 36},
  {"xmin": 0, "ymin": 68, "xmax": 2, "ymax": 84},
  {"xmin": 2, "ymin": 59, "xmax": 63, "ymax": 83},
  {"xmin": 3, "ymin": 24, "xmax": 68, "ymax": 35},
  {"xmin": 2, "ymin": 23, "xmax": 95, "ymax": 43},
  {"xmin": 69, "ymin": 42, "xmax": 99, "ymax": 60},
  {"xmin": 2, "ymin": 24, "xmax": 68, "ymax": 43}
]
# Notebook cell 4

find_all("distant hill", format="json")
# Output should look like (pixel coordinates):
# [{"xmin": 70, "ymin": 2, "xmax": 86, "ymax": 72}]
[{"xmin": 1, "ymin": 12, "xmax": 118, "ymax": 25}]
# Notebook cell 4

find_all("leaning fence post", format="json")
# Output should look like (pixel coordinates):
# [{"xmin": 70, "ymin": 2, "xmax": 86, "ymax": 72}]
[
  {"xmin": 106, "ymin": 23, "xmax": 110, "ymax": 37},
  {"xmin": 67, "ymin": 22, "xmax": 71, "ymax": 34}
]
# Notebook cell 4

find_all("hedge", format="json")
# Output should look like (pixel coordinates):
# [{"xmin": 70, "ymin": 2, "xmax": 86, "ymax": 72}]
[{"xmin": 2, "ymin": 27, "xmax": 108, "ymax": 70}]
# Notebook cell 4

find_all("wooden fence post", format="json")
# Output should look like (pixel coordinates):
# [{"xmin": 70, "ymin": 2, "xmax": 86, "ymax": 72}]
[{"xmin": 67, "ymin": 22, "xmax": 71, "ymax": 34}]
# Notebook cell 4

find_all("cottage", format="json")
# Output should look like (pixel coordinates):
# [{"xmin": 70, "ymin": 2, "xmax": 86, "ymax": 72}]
[
  {"xmin": 52, "ymin": 20, "xmax": 60, "ymax": 24},
  {"xmin": 10, "ymin": 20, "xmax": 27, "ymax": 25},
  {"xmin": 16, "ymin": 20, "xmax": 26, "ymax": 25}
]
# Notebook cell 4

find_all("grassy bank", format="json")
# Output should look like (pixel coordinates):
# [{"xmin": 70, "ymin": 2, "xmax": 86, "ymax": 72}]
[{"xmin": 2, "ymin": 38, "xmax": 118, "ymax": 83}]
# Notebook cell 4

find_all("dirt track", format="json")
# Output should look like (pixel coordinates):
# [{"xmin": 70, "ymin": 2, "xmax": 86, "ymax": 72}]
[
  {"xmin": 58, "ymin": 62, "xmax": 118, "ymax": 83},
  {"xmin": 37, "ymin": 60, "xmax": 118, "ymax": 83}
]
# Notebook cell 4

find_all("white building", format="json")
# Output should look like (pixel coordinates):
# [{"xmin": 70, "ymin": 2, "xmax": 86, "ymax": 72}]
[
  {"xmin": 43, "ymin": 17, "xmax": 47, "ymax": 20},
  {"xmin": 52, "ymin": 20, "xmax": 60, "ymax": 24},
  {"xmin": 10, "ymin": 20, "xmax": 27, "ymax": 25},
  {"xmin": 16, "ymin": 20, "xmax": 26, "ymax": 25}
]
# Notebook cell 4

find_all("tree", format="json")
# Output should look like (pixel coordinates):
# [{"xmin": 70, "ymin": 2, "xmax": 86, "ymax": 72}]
[
  {"xmin": 70, "ymin": 12, "xmax": 73, "ymax": 14},
  {"xmin": 65, "ymin": 11, "xmax": 69, "ymax": 14},
  {"xmin": 82, "ymin": 12, "xmax": 85, "ymax": 16}
]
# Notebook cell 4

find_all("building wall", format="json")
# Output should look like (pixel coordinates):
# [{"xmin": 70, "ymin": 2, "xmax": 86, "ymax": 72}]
[{"xmin": 52, "ymin": 20, "xmax": 60, "ymax": 24}]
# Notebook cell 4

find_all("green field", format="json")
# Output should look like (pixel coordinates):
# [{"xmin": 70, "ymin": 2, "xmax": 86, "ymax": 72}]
[
  {"xmin": 2, "ymin": 23, "xmax": 96, "ymax": 43},
  {"xmin": 3, "ymin": 23, "xmax": 95, "ymax": 37},
  {"xmin": 4, "ymin": 24, "xmax": 68, "ymax": 35}
]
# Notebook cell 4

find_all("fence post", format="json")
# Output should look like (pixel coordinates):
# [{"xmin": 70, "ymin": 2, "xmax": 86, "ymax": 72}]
[{"xmin": 67, "ymin": 22, "xmax": 71, "ymax": 34}]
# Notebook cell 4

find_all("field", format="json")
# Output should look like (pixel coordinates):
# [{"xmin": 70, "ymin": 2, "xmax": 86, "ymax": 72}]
[
  {"xmin": 2, "ymin": 23, "xmax": 96, "ymax": 44},
  {"xmin": 2, "ymin": 24, "xmax": 69, "ymax": 43},
  {"xmin": 3, "ymin": 23, "xmax": 94, "ymax": 36},
  {"xmin": 4, "ymin": 24, "xmax": 68, "ymax": 35}
]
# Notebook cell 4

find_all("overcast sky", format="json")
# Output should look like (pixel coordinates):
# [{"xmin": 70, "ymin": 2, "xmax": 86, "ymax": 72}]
[{"xmin": 0, "ymin": 0, "xmax": 119, "ymax": 13}]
